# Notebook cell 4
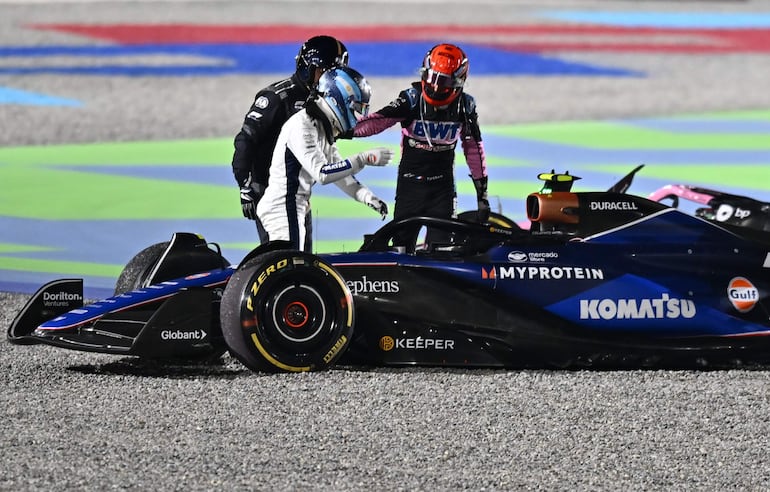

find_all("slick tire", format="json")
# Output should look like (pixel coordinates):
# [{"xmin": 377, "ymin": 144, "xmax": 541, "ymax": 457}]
[
  {"xmin": 114, "ymin": 242, "xmax": 169, "ymax": 295},
  {"xmin": 220, "ymin": 250, "xmax": 354, "ymax": 373}
]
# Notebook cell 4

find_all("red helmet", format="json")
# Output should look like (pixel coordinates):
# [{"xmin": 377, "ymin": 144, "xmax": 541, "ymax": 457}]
[{"xmin": 420, "ymin": 43, "xmax": 468, "ymax": 106}]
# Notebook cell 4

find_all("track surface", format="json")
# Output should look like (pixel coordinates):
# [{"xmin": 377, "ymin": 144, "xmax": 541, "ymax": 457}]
[{"xmin": 2, "ymin": 1, "xmax": 770, "ymax": 490}]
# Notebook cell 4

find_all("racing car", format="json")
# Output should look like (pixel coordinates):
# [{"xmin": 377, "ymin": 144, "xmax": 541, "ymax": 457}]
[{"xmin": 8, "ymin": 168, "xmax": 770, "ymax": 372}]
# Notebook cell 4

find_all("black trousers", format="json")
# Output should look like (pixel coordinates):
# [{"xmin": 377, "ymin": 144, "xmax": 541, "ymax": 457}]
[
  {"xmin": 393, "ymin": 178, "xmax": 456, "ymax": 248},
  {"xmin": 394, "ymin": 178, "xmax": 456, "ymax": 221}
]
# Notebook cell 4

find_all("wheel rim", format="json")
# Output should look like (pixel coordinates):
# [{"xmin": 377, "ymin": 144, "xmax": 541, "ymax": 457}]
[
  {"xmin": 284, "ymin": 301, "xmax": 309, "ymax": 328},
  {"xmin": 268, "ymin": 283, "xmax": 327, "ymax": 343}
]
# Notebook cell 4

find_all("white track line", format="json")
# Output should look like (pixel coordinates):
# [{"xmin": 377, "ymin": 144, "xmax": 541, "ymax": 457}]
[{"xmin": 0, "ymin": 0, "xmax": 529, "ymax": 4}]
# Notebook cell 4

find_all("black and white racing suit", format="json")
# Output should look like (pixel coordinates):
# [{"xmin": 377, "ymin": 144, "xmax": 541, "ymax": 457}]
[
  {"xmin": 353, "ymin": 82, "xmax": 487, "ymax": 223},
  {"xmin": 256, "ymin": 104, "xmax": 381, "ymax": 251}
]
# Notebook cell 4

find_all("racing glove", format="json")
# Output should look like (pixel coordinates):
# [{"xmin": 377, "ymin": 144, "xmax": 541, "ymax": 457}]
[
  {"xmin": 239, "ymin": 175, "xmax": 265, "ymax": 220},
  {"xmin": 350, "ymin": 147, "xmax": 394, "ymax": 173},
  {"xmin": 366, "ymin": 195, "xmax": 389, "ymax": 220},
  {"xmin": 472, "ymin": 176, "xmax": 490, "ymax": 223}
]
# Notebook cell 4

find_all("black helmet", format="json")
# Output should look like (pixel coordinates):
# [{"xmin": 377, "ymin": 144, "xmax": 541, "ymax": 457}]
[{"xmin": 295, "ymin": 35, "xmax": 350, "ymax": 87}]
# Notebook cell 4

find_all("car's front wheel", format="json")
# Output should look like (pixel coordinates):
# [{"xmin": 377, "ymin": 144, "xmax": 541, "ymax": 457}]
[{"xmin": 220, "ymin": 250, "xmax": 354, "ymax": 373}]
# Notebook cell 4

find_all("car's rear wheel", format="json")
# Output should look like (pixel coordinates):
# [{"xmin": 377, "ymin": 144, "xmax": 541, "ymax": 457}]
[{"xmin": 220, "ymin": 250, "xmax": 354, "ymax": 373}]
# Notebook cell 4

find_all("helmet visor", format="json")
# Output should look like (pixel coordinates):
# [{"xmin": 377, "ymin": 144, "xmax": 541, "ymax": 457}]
[
  {"xmin": 350, "ymin": 100, "xmax": 369, "ymax": 119},
  {"xmin": 422, "ymin": 68, "xmax": 462, "ymax": 90}
]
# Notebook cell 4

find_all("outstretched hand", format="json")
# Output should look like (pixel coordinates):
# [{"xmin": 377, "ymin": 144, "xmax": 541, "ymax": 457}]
[
  {"xmin": 352, "ymin": 147, "xmax": 394, "ymax": 171},
  {"xmin": 364, "ymin": 147, "xmax": 394, "ymax": 166},
  {"xmin": 367, "ymin": 196, "xmax": 389, "ymax": 220}
]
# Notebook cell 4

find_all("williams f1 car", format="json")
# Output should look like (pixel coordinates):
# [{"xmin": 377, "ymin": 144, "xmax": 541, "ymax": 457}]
[{"xmin": 8, "ymin": 168, "xmax": 770, "ymax": 372}]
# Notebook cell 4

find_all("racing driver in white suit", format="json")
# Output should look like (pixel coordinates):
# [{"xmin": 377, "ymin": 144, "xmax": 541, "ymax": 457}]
[{"xmin": 256, "ymin": 66, "xmax": 394, "ymax": 251}]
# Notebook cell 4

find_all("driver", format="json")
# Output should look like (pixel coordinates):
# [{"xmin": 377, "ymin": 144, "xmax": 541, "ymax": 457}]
[
  {"xmin": 231, "ymin": 35, "xmax": 349, "ymax": 250},
  {"xmin": 256, "ymin": 66, "xmax": 394, "ymax": 251},
  {"xmin": 345, "ymin": 43, "xmax": 490, "ymax": 225}
]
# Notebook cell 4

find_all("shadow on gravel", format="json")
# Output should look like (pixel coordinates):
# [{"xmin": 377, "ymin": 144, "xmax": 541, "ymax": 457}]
[
  {"xmin": 62, "ymin": 360, "xmax": 770, "ymax": 378},
  {"xmin": 336, "ymin": 363, "xmax": 770, "ymax": 374},
  {"xmin": 66, "ymin": 357, "xmax": 247, "ymax": 379}
]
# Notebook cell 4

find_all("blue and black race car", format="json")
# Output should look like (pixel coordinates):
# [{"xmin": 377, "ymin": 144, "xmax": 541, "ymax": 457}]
[{"xmin": 8, "ymin": 168, "xmax": 770, "ymax": 372}]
